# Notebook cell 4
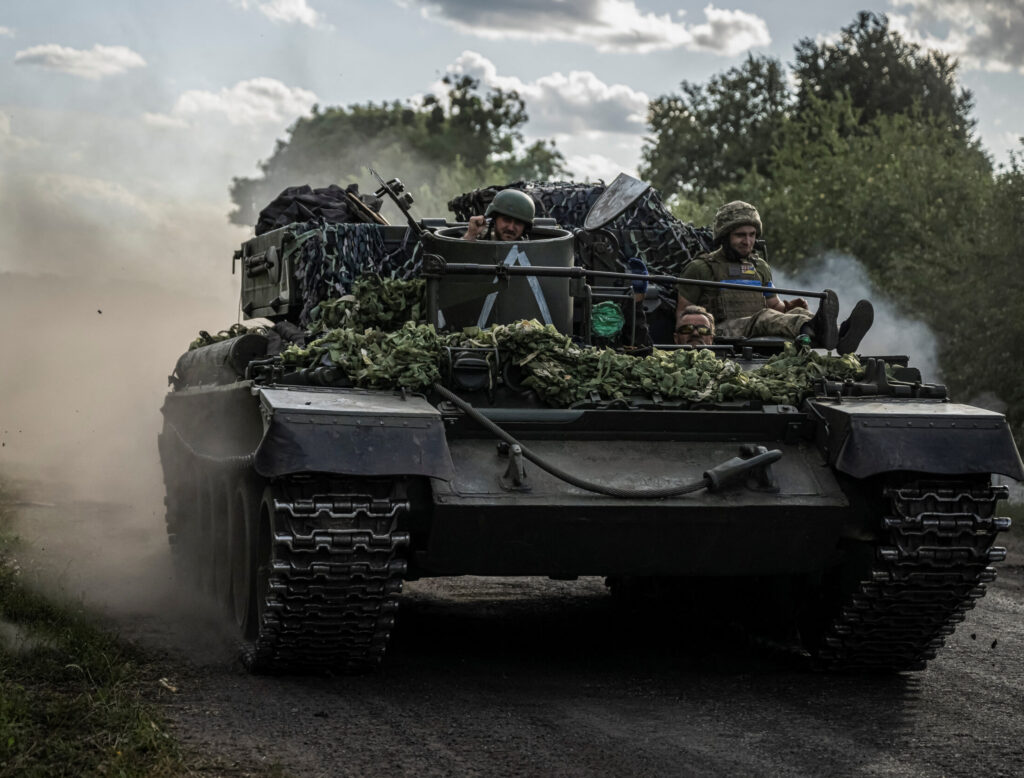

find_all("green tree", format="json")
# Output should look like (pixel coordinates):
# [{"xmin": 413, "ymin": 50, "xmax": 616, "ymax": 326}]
[
  {"xmin": 950, "ymin": 146, "xmax": 1024, "ymax": 439},
  {"xmin": 753, "ymin": 103, "xmax": 1024, "ymax": 438},
  {"xmin": 643, "ymin": 13, "xmax": 981, "ymax": 207},
  {"xmin": 229, "ymin": 75, "xmax": 566, "ymax": 225},
  {"xmin": 760, "ymin": 97, "xmax": 991, "ymax": 285},
  {"xmin": 639, "ymin": 55, "xmax": 790, "ymax": 202},
  {"xmin": 793, "ymin": 11, "xmax": 976, "ymax": 142}
]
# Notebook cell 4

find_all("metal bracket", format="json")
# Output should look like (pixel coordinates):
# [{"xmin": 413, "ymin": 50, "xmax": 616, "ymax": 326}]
[
  {"xmin": 739, "ymin": 444, "xmax": 780, "ymax": 492},
  {"xmin": 498, "ymin": 442, "xmax": 531, "ymax": 491},
  {"xmin": 421, "ymin": 253, "xmax": 446, "ymax": 276}
]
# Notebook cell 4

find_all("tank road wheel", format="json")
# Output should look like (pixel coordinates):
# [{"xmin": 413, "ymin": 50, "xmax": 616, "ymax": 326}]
[
  {"xmin": 228, "ymin": 474, "xmax": 261, "ymax": 635},
  {"xmin": 209, "ymin": 473, "xmax": 232, "ymax": 611},
  {"xmin": 239, "ymin": 478, "xmax": 411, "ymax": 674},
  {"xmin": 161, "ymin": 440, "xmax": 189, "ymax": 576},
  {"xmin": 179, "ymin": 461, "xmax": 212, "ymax": 593},
  {"xmin": 193, "ymin": 469, "xmax": 217, "ymax": 595}
]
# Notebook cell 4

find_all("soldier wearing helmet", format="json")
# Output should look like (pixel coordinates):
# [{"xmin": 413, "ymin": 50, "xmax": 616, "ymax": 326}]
[
  {"xmin": 675, "ymin": 201, "xmax": 873, "ymax": 354},
  {"xmin": 462, "ymin": 188, "xmax": 536, "ymax": 242}
]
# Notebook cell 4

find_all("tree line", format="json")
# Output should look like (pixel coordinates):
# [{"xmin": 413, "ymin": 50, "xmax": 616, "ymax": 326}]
[
  {"xmin": 229, "ymin": 11, "xmax": 1024, "ymax": 442},
  {"xmin": 229, "ymin": 74, "xmax": 567, "ymax": 223},
  {"xmin": 640, "ymin": 12, "xmax": 1023, "ymax": 442}
]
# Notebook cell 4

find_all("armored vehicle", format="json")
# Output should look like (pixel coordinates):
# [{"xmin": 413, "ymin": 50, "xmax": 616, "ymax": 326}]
[{"xmin": 159, "ymin": 174, "xmax": 1023, "ymax": 673}]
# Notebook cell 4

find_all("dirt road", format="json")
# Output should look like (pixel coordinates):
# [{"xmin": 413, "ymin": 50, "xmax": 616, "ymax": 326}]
[{"xmin": 10, "ymin": 493, "xmax": 1024, "ymax": 778}]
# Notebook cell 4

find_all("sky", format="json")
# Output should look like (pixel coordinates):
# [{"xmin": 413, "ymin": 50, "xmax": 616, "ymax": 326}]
[{"xmin": 1, "ymin": 0, "xmax": 1022, "ymax": 291}]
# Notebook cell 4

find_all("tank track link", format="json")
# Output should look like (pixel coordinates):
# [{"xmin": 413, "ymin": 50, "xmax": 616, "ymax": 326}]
[
  {"xmin": 242, "ymin": 479, "xmax": 410, "ymax": 673},
  {"xmin": 815, "ymin": 480, "xmax": 1011, "ymax": 672}
]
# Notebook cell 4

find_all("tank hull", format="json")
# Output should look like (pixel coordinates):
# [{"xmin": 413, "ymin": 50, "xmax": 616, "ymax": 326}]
[{"xmin": 160, "ymin": 376, "xmax": 1021, "ymax": 673}]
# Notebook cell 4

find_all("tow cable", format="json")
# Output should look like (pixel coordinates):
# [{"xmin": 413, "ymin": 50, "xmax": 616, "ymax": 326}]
[{"xmin": 433, "ymin": 383, "xmax": 782, "ymax": 499}]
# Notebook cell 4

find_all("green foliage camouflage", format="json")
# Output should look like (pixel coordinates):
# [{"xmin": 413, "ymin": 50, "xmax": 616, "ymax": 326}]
[
  {"xmin": 281, "ymin": 315, "xmax": 864, "ymax": 408},
  {"xmin": 283, "ymin": 321, "xmax": 446, "ymax": 390},
  {"xmin": 310, "ymin": 276, "xmax": 425, "ymax": 333}
]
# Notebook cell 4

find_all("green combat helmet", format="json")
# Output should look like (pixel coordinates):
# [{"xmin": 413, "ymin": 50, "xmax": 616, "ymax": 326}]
[
  {"xmin": 485, "ymin": 189, "xmax": 536, "ymax": 228},
  {"xmin": 713, "ymin": 200, "xmax": 762, "ymax": 242}
]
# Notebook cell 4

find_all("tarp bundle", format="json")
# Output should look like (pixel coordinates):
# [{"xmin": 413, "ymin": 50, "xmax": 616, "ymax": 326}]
[{"xmin": 255, "ymin": 184, "xmax": 384, "ymax": 236}]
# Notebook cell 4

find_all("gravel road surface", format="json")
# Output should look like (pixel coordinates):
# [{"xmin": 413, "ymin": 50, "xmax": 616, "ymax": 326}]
[{"xmin": 9, "ymin": 491, "xmax": 1024, "ymax": 778}]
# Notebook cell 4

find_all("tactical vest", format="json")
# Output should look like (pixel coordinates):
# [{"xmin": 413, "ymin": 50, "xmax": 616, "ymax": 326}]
[{"xmin": 695, "ymin": 248, "xmax": 768, "ymax": 323}]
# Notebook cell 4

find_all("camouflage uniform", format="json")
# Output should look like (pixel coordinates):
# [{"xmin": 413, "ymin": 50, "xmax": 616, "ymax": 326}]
[
  {"xmin": 720, "ymin": 306, "xmax": 814, "ymax": 339},
  {"xmin": 677, "ymin": 246, "xmax": 814, "ymax": 338}
]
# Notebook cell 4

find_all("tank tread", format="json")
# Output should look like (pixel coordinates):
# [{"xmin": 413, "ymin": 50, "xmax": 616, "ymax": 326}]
[
  {"xmin": 815, "ymin": 482, "xmax": 1010, "ymax": 672},
  {"xmin": 242, "ymin": 480, "xmax": 410, "ymax": 673}
]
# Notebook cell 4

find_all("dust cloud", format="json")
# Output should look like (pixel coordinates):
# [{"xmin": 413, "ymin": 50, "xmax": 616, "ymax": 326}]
[
  {"xmin": 0, "ymin": 266, "xmax": 239, "ymax": 625},
  {"xmin": 776, "ymin": 252, "xmax": 942, "ymax": 383}
]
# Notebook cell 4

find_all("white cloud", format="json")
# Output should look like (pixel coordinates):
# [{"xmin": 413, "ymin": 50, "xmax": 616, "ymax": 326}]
[
  {"xmin": 0, "ymin": 26, "xmax": 14, "ymax": 37},
  {"xmin": 141, "ymin": 112, "xmax": 190, "ymax": 129},
  {"xmin": 231, "ymin": 0, "xmax": 328, "ymax": 28},
  {"xmin": 13, "ymin": 43, "xmax": 146, "ymax": 79},
  {"xmin": 439, "ymin": 51, "xmax": 648, "ymax": 136},
  {"xmin": 403, "ymin": 0, "xmax": 769, "ymax": 55},
  {"xmin": 563, "ymin": 152, "xmax": 629, "ymax": 182},
  {"xmin": 889, "ymin": 0, "xmax": 1024, "ymax": 73},
  {"xmin": 144, "ymin": 77, "xmax": 318, "ymax": 128},
  {"xmin": 687, "ymin": 6, "xmax": 773, "ymax": 56},
  {"xmin": 261, "ymin": 0, "xmax": 324, "ymax": 26},
  {"xmin": 432, "ymin": 52, "xmax": 647, "ymax": 179}
]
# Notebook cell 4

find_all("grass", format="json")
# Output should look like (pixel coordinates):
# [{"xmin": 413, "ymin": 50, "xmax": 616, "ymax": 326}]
[{"xmin": 0, "ymin": 481, "xmax": 186, "ymax": 778}]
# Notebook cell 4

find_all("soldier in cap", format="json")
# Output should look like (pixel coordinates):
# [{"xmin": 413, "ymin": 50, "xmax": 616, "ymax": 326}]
[
  {"xmin": 462, "ymin": 188, "xmax": 535, "ymax": 242},
  {"xmin": 674, "ymin": 201, "xmax": 873, "ymax": 354}
]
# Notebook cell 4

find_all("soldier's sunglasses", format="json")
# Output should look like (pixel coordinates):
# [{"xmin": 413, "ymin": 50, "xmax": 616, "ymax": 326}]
[{"xmin": 675, "ymin": 324, "xmax": 712, "ymax": 335}]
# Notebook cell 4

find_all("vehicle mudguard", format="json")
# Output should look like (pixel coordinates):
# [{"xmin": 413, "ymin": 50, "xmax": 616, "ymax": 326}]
[
  {"xmin": 807, "ymin": 398, "xmax": 1024, "ymax": 479},
  {"xmin": 254, "ymin": 386, "xmax": 455, "ymax": 480}
]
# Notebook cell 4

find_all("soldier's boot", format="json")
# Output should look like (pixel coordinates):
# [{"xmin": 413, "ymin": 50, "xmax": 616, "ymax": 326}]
[
  {"xmin": 837, "ymin": 300, "xmax": 874, "ymax": 355},
  {"xmin": 797, "ymin": 289, "xmax": 839, "ymax": 350}
]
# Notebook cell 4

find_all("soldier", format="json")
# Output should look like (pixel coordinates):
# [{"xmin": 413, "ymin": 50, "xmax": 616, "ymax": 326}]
[
  {"xmin": 675, "ymin": 305, "xmax": 715, "ymax": 347},
  {"xmin": 461, "ymin": 189, "xmax": 535, "ymax": 242},
  {"xmin": 675, "ymin": 201, "xmax": 873, "ymax": 353}
]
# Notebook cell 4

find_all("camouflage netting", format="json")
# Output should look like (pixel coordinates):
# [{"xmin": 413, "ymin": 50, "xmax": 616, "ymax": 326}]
[
  {"xmin": 273, "ymin": 276, "xmax": 866, "ymax": 407},
  {"xmin": 447, "ymin": 181, "xmax": 715, "ymax": 277},
  {"xmin": 279, "ymin": 222, "xmax": 421, "ymax": 326}
]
